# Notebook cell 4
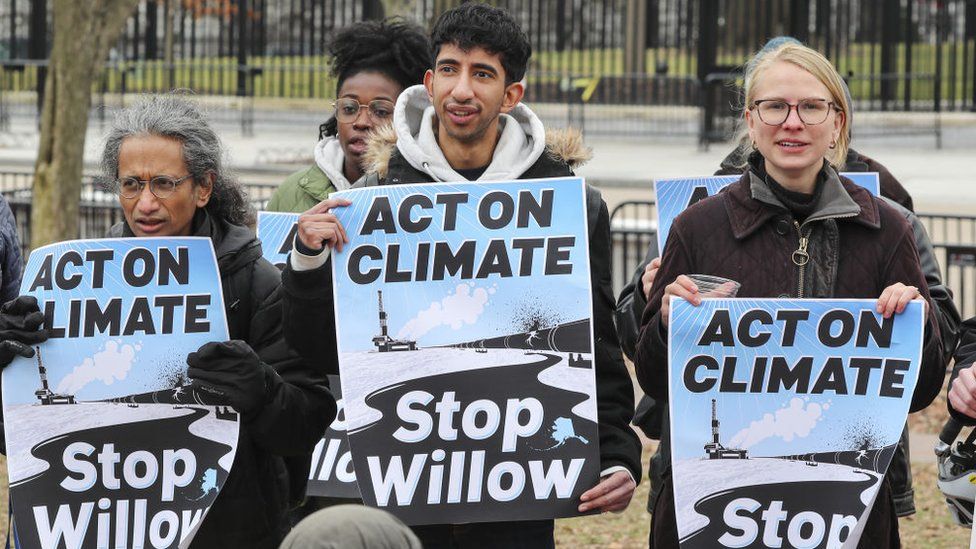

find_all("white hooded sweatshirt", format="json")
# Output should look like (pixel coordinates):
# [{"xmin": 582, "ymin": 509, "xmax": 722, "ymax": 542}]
[{"xmin": 388, "ymin": 84, "xmax": 549, "ymax": 182}]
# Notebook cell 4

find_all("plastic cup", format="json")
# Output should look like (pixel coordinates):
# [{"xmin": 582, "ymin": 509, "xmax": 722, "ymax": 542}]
[{"xmin": 688, "ymin": 274, "xmax": 740, "ymax": 298}]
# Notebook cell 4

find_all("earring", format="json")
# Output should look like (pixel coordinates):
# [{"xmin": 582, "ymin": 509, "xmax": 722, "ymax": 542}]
[
  {"xmin": 751, "ymin": 140, "xmax": 757, "ymax": 150},
  {"xmin": 828, "ymin": 140, "xmax": 837, "ymax": 149}
]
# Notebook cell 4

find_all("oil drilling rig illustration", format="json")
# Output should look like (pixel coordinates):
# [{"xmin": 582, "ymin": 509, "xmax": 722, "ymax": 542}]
[
  {"xmin": 372, "ymin": 290, "xmax": 417, "ymax": 352},
  {"xmin": 704, "ymin": 399, "xmax": 746, "ymax": 459},
  {"xmin": 33, "ymin": 347, "xmax": 76, "ymax": 405}
]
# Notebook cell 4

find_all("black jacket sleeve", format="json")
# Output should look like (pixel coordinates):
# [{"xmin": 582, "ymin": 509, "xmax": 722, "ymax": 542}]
[
  {"xmin": 587, "ymin": 186, "xmax": 642, "ymax": 481},
  {"xmin": 880, "ymin": 228, "xmax": 944, "ymax": 413},
  {"xmin": 613, "ymin": 239, "xmax": 659, "ymax": 362},
  {"xmin": 904, "ymin": 211, "xmax": 961, "ymax": 365},
  {"xmin": 245, "ymin": 261, "xmax": 337, "ymax": 456},
  {"xmin": 281, "ymin": 258, "xmax": 340, "ymax": 375},
  {"xmin": 633, "ymin": 221, "xmax": 696, "ymax": 402}
]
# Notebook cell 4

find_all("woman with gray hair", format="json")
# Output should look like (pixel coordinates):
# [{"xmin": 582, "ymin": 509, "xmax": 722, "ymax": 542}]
[{"xmin": 0, "ymin": 93, "xmax": 336, "ymax": 548}]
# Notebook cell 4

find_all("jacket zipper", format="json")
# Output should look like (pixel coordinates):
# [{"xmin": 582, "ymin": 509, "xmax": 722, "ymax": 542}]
[
  {"xmin": 792, "ymin": 221, "xmax": 810, "ymax": 298},
  {"xmin": 792, "ymin": 211, "xmax": 859, "ymax": 298}
]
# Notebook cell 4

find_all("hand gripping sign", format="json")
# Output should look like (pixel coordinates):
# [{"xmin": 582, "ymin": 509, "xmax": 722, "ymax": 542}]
[
  {"xmin": 329, "ymin": 178, "xmax": 601, "ymax": 525},
  {"xmin": 2, "ymin": 237, "xmax": 239, "ymax": 549},
  {"xmin": 668, "ymin": 298, "xmax": 923, "ymax": 549}
]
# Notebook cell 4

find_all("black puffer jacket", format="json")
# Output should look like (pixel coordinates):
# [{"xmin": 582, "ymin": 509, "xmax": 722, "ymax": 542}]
[{"xmin": 111, "ymin": 210, "xmax": 336, "ymax": 548}]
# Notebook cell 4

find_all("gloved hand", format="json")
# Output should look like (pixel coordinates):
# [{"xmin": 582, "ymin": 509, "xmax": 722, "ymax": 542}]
[
  {"xmin": 0, "ymin": 296, "xmax": 49, "ymax": 368},
  {"xmin": 186, "ymin": 340, "xmax": 275, "ymax": 414}
]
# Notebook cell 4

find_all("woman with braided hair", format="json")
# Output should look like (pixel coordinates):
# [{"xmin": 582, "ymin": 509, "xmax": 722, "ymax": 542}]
[{"xmin": 267, "ymin": 19, "xmax": 430, "ymax": 211}]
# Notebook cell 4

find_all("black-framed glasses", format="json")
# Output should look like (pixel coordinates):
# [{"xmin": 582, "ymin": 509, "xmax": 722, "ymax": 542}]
[
  {"xmin": 115, "ymin": 174, "xmax": 194, "ymax": 199},
  {"xmin": 750, "ymin": 98, "xmax": 837, "ymax": 126},
  {"xmin": 332, "ymin": 98, "xmax": 395, "ymax": 124}
]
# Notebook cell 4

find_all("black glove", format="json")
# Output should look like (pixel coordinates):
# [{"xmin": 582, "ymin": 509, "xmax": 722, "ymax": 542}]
[
  {"xmin": 0, "ymin": 296, "xmax": 49, "ymax": 368},
  {"xmin": 186, "ymin": 340, "xmax": 275, "ymax": 414}
]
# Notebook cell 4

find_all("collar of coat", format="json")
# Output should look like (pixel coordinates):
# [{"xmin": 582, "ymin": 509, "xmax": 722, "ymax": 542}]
[
  {"xmin": 724, "ymin": 165, "xmax": 882, "ymax": 240},
  {"xmin": 360, "ymin": 122, "xmax": 592, "ymax": 180}
]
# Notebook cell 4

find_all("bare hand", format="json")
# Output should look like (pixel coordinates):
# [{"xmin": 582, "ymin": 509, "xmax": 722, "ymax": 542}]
[
  {"xmin": 297, "ymin": 198, "xmax": 352, "ymax": 253},
  {"xmin": 578, "ymin": 471, "xmax": 636, "ymax": 514},
  {"xmin": 641, "ymin": 257, "xmax": 662, "ymax": 300},
  {"xmin": 876, "ymin": 283, "xmax": 925, "ymax": 318},
  {"xmin": 949, "ymin": 364, "xmax": 976, "ymax": 419},
  {"xmin": 661, "ymin": 275, "xmax": 700, "ymax": 327}
]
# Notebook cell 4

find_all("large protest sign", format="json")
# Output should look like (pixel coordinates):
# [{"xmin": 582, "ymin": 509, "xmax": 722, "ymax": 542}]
[
  {"xmin": 2, "ymin": 237, "xmax": 239, "ymax": 549},
  {"xmin": 668, "ymin": 298, "xmax": 923, "ymax": 548},
  {"xmin": 255, "ymin": 214, "xmax": 361, "ymax": 499},
  {"xmin": 654, "ymin": 173, "xmax": 880, "ymax": 253},
  {"xmin": 256, "ymin": 211, "xmax": 299, "ymax": 270},
  {"xmin": 329, "ymin": 178, "xmax": 601, "ymax": 524}
]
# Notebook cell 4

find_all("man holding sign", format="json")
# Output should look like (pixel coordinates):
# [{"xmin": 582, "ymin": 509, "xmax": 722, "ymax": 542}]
[
  {"xmin": 281, "ymin": 4, "xmax": 640, "ymax": 547},
  {"xmin": 0, "ymin": 96, "xmax": 336, "ymax": 549}
]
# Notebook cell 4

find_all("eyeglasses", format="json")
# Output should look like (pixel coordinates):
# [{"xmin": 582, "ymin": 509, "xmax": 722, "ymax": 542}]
[
  {"xmin": 750, "ymin": 98, "xmax": 838, "ymax": 126},
  {"xmin": 115, "ymin": 174, "xmax": 194, "ymax": 199},
  {"xmin": 332, "ymin": 98, "xmax": 395, "ymax": 124}
]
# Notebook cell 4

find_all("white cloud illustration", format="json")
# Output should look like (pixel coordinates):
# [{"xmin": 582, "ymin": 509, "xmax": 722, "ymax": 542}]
[
  {"xmin": 56, "ymin": 340, "xmax": 140, "ymax": 395},
  {"xmin": 728, "ymin": 397, "xmax": 823, "ymax": 449},
  {"xmin": 397, "ymin": 283, "xmax": 490, "ymax": 340}
]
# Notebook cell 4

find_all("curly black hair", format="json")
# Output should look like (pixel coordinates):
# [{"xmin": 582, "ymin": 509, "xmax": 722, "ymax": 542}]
[
  {"xmin": 430, "ymin": 3, "xmax": 531, "ymax": 86},
  {"xmin": 319, "ymin": 18, "xmax": 430, "ymax": 139}
]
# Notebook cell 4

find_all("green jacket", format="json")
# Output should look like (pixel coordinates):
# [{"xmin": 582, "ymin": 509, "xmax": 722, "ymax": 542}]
[{"xmin": 267, "ymin": 164, "xmax": 337, "ymax": 213}]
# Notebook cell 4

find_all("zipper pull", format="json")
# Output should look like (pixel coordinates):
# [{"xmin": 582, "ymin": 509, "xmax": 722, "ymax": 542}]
[{"xmin": 792, "ymin": 221, "xmax": 810, "ymax": 266}]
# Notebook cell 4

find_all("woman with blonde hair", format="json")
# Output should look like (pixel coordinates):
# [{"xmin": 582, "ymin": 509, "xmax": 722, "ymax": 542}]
[{"xmin": 634, "ymin": 42, "xmax": 944, "ymax": 547}]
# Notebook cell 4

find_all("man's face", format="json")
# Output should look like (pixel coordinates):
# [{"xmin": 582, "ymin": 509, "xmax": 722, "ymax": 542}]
[
  {"xmin": 117, "ymin": 135, "xmax": 212, "ymax": 238},
  {"xmin": 424, "ymin": 43, "xmax": 524, "ymax": 147}
]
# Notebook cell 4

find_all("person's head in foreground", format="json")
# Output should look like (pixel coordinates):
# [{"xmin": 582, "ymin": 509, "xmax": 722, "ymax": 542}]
[{"xmin": 101, "ymin": 93, "xmax": 253, "ymax": 237}]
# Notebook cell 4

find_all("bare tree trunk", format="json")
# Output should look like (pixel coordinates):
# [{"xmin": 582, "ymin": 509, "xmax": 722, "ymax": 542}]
[{"xmin": 31, "ymin": 0, "xmax": 140, "ymax": 249}]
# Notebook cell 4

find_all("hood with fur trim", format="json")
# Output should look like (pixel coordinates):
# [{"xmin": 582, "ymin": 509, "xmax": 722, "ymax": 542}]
[{"xmin": 363, "ymin": 85, "xmax": 591, "ymax": 181}]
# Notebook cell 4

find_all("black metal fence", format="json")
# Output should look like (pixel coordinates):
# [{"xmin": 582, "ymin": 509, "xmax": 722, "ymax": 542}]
[
  {"xmin": 608, "ymin": 199, "xmax": 976, "ymax": 322},
  {"xmin": 1, "ymin": 0, "xmax": 974, "ymax": 111}
]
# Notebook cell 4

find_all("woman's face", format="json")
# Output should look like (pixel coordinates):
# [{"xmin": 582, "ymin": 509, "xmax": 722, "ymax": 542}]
[
  {"xmin": 336, "ymin": 72, "xmax": 403, "ymax": 172},
  {"xmin": 746, "ymin": 61, "xmax": 844, "ymax": 186}
]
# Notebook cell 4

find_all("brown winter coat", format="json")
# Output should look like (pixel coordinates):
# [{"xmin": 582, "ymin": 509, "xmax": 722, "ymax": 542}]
[
  {"xmin": 634, "ymin": 167, "xmax": 943, "ymax": 548},
  {"xmin": 635, "ymin": 169, "xmax": 942, "ymax": 409}
]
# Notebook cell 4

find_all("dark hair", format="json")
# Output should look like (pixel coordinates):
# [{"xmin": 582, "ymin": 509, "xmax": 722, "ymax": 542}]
[
  {"xmin": 102, "ymin": 94, "xmax": 254, "ymax": 227},
  {"xmin": 430, "ymin": 3, "xmax": 531, "ymax": 85},
  {"xmin": 319, "ymin": 18, "xmax": 430, "ymax": 139}
]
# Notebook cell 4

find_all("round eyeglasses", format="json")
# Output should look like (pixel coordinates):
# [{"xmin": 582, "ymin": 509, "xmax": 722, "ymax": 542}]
[
  {"xmin": 332, "ymin": 98, "xmax": 395, "ymax": 124},
  {"xmin": 750, "ymin": 98, "xmax": 838, "ymax": 126},
  {"xmin": 115, "ymin": 174, "xmax": 194, "ymax": 199}
]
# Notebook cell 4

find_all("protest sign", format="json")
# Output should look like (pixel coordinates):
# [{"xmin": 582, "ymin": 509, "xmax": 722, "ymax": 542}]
[
  {"xmin": 254, "ymin": 213, "xmax": 361, "ymax": 499},
  {"xmin": 305, "ymin": 374, "xmax": 360, "ymax": 498},
  {"xmin": 329, "ymin": 178, "xmax": 601, "ymax": 525},
  {"xmin": 668, "ymin": 298, "xmax": 923, "ymax": 548},
  {"xmin": 654, "ymin": 173, "xmax": 880, "ymax": 253},
  {"xmin": 256, "ymin": 211, "xmax": 300, "ymax": 270},
  {"xmin": 2, "ymin": 237, "xmax": 239, "ymax": 549}
]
